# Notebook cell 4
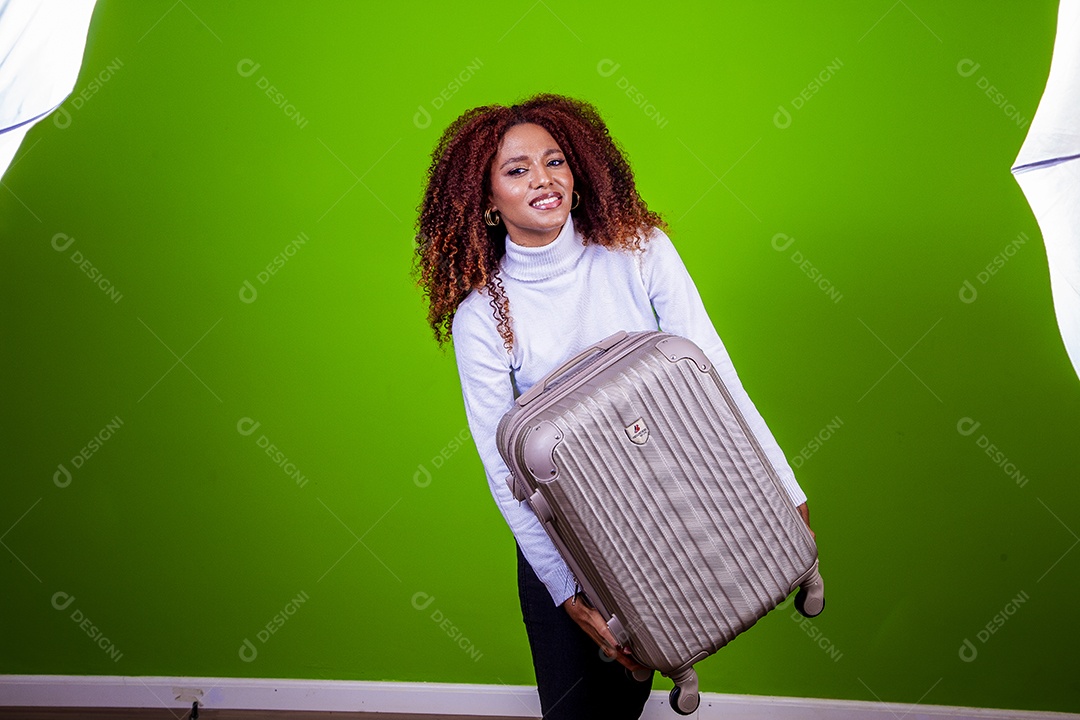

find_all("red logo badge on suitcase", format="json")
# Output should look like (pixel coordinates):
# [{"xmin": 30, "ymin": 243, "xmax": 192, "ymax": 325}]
[{"xmin": 625, "ymin": 417, "xmax": 650, "ymax": 445}]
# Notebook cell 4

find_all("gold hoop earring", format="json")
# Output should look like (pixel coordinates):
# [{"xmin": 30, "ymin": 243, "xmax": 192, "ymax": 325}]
[
  {"xmin": 484, "ymin": 208, "xmax": 501, "ymax": 226},
  {"xmin": 571, "ymin": 191, "xmax": 580, "ymax": 210}
]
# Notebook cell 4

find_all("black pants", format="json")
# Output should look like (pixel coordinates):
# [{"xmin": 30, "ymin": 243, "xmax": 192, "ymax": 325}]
[{"xmin": 516, "ymin": 544, "xmax": 654, "ymax": 719}]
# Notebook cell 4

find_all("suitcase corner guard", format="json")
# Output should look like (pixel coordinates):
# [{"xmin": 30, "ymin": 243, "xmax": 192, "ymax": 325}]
[
  {"xmin": 655, "ymin": 336, "xmax": 711, "ymax": 372},
  {"xmin": 523, "ymin": 420, "xmax": 562, "ymax": 483}
]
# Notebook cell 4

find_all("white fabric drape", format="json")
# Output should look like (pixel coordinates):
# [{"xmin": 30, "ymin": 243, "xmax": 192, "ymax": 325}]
[
  {"xmin": 0, "ymin": 0, "xmax": 98, "ymax": 178},
  {"xmin": 1012, "ymin": 0, "xmax": 1080, "ymax": 380}
]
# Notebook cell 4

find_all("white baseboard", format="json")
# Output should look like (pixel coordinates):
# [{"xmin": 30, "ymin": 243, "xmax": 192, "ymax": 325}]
[{"xmin": 0, "ymin": 675, "xmax": 1075, "ymax": 719}]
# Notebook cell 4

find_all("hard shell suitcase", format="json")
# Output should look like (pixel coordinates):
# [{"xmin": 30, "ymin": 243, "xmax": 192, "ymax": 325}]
[{"xmin": 497, "ymin": 330, "xmax": 824, "ymax": 715}]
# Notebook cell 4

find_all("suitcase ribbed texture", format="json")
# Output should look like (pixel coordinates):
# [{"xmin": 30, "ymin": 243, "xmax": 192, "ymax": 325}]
[{"xmin": 500, "ymin": 331, "xmax": 819, "ymax": 685}]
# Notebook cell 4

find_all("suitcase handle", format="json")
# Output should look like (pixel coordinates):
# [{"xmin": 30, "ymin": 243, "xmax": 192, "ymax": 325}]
[{"xmin": 516, "ymin": 331, "xmax": 629, "ymax": 406}]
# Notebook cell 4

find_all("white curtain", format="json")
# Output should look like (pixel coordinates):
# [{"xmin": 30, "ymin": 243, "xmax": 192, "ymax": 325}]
[
  {"xmin": 1012, "ymin": 0, "xmax": 1080, "ymax": 381},
  {"xmin": 0, "ymin": 0, "xmax": 98, "ymax": 178}
]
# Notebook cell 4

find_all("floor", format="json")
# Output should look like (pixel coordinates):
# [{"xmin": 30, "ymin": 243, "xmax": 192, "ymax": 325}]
[{"xmin": 0, "ymin": 710, "xmax": 529, "ymax": 720}]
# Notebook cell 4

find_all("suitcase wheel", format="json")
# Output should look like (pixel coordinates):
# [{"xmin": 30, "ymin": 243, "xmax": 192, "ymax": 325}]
[
  {"xmin": 528, "ymin": 489, "xmax": 554, "ymax": 524},
  {"xmin": 794, "ymin": 585, "xmax": 825, "ymax": 618},
  {"xmin": 669, "ymin": 686, "xmax": 700, "ymax": 715}
]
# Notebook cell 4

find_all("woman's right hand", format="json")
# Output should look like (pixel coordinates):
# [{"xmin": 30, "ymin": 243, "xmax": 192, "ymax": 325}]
[{"xmin": 561, "ymin": 595, "xmax": 651, "ymax": 675}]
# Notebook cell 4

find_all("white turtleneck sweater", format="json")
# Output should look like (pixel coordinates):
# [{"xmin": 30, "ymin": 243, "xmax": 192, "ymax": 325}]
[{"xmin": 451, "ymin": 215, "xmax": 807, "ymax": 606}]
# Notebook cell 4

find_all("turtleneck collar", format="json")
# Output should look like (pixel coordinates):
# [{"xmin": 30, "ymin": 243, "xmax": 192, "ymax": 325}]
[{"xmin": 500, "ymin": 214, "xmax": 585, "ymax": 282}]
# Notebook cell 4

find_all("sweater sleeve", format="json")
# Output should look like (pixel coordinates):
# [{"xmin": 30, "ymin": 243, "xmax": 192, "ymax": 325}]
[
  {"xmin": 451, "ymin": 297, "xmax": 579, "ymax": 606},
  {"xmin": 639, "ymin": 230, "xmax": 807, "ymax": 507}
]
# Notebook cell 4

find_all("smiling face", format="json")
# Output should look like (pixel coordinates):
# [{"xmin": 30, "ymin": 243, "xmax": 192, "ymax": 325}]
[{"xmin": 487, "ymin": 122, "xmax": 574, "ymax": 248}]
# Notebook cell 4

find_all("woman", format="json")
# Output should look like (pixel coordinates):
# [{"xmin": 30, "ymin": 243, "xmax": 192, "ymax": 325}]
[{"xmin": 414, "ymin": 93, "xmax": 813, "ymax": 719}]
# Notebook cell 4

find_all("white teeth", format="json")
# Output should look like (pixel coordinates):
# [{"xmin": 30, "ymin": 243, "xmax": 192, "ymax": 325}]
[{"xmin": 531, "ymin": 195, "xmax": 560, "ymax": 208}]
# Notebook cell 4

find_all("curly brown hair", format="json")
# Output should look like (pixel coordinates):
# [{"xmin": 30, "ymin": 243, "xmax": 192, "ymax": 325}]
[{"xmin": 413, "ymin": 93, "xmax": 666, "ymax": 351}]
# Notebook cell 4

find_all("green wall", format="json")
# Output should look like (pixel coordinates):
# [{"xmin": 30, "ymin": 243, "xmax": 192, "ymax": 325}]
[{"xmin": 3, "ymin": 0, "xmax": 1078, "ymax": 714}]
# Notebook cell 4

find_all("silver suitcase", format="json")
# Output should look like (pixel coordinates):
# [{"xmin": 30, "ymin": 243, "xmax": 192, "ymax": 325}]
[{"xmin": 497, "ymin": 330, "xmax": 824, "ymax": 715}]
